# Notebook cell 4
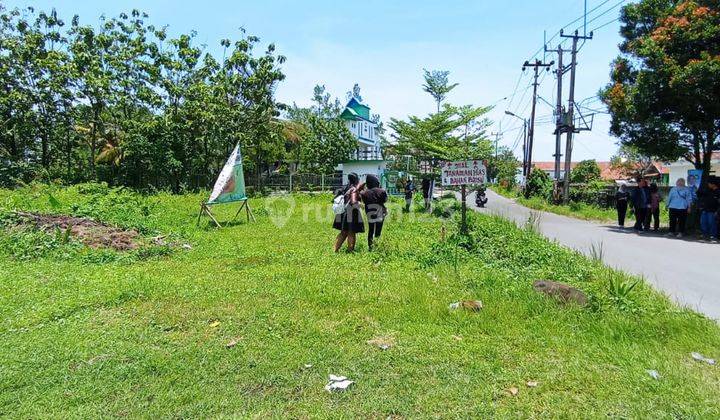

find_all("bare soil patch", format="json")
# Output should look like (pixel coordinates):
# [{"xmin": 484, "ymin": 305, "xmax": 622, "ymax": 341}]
[{"xmin": 13, "ymin": 211, "xmax": 139, "ymax": 251}]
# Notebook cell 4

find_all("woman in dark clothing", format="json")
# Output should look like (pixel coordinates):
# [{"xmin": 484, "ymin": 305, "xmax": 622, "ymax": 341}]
[
  {"xmin": 333, "ymin": 173, "xmax": 364, "ymax": 252},
  {"xmin": 631, "ymin": 180, "xmax": 650, "ymax": 231},
  {"xmin": 645, "ymin": 182, "xmax": 661, "ymax": 231},
  {"xmin": 360, "ymin": 174, "xmax": 388, "ymax": 250},
  {"xmin": 615, "ymin": 184, "xmax": 629, "ymax": 227}
]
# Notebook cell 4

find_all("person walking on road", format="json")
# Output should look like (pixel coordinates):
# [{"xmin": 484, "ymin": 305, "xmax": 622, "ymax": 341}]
[
  {"xmin": 666, "ymin": 178, "xmax": 693, "ymax": 238},
  {"xmin": 615, "ymin": 184, "xmax": 629, "ymax": 227},
  {"xmin": 645, "ymin": 182, "xmax": 661, "ymax": 232},
  {"xmin": 697, "ymin": 177, "xmax": 719, "ymax": 242},
  {"xmin": 631, "ymin": 180, "xmax": 650, "ymax": 232},
  {"xmin": 333, "ymin": 173, "xmax": 365, "ymax": 252},
  {"xmin": 360, "ymin": 174, "xmax": 388, "ymax": 250}
]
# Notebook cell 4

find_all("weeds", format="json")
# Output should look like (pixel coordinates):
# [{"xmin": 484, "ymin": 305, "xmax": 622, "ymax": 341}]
[
  {"xmin": 524, "ymin": 210, "xmax": 542, "ymax": 233},
  {"xmin": 607, "ymin": 272, "xmax": 640, "ymax": 311},
  {"xmin": 588, "ymin": 241, "xmax": 605, "ymax": 262}
]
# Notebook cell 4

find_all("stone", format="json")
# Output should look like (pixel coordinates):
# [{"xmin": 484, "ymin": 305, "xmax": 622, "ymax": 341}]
[{"xmin": 533, "ymin": 280, "xmax": 588, "ymax": 306}]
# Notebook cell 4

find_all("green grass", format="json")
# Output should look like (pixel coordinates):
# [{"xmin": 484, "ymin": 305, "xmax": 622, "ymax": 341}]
[
  {"xmin": 1, "ymin": 183, "xmax": 719, "ymax": 418},
  {"xmin": 493, "ymin": 186, "xmax": 670, "ymax": 225}
]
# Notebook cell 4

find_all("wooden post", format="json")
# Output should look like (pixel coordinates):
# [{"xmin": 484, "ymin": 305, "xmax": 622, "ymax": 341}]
[{"xmin": 461, "ymin": 184, "xmax": 467, "ymax": 234}]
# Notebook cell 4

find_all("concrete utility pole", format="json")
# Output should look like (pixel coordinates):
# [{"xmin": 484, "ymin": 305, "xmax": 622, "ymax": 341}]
[
  {"xmin": 560, "ymin": 29, "xmax": 593, "ymax": 203},
  {"xmin": 523, "ymin": 59, "xmax": 553, "ymax": 176},
  {"xmin": 545, "ymin": 44, "xmax": 566, "ymax": 184}
]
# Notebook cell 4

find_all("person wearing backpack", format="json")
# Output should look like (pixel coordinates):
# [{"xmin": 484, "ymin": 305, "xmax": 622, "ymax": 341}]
[
  {"xmin": 333, "ymin": 172, "xmax": 365, "ymax": 252},
  {"xmin": 360, "ymin": 174, "xmax": 388, "ymax": 250}
]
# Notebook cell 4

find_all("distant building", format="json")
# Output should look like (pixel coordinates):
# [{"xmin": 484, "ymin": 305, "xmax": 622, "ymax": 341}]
[
  {"xmin": 337, "ymin": 96, "xmax": 386, "ymax": 183},
  {"xmin": 664, "ymin": 152, "xmax": 720, "ymax": 184},
  {"xmin": 526, "ymin": 161, "xmax": 670, "ymax": 184}
]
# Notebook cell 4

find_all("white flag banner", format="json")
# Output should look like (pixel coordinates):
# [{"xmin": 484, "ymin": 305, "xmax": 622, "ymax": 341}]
[{"xmin": 207, "ymin": 144, "xmax": 247, "ymax": 204}]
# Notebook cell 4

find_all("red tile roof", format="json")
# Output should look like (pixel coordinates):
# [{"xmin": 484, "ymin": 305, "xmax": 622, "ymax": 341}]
[{"xmin": 529, "ymin": 161, "xmax": 668, "ymax": 180}]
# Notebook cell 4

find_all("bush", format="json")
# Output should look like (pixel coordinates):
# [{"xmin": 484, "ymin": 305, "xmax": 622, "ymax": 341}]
[
  {"xmin": 0, "ymin": 160, "xmax": 42, "ymax": 188},
  {"xmin": 524, "ymin": 168, "xmax": 552, "ymax": 199},
  {"xmin": 569, "ymin": 180, "xmax": 613, "ymax": 207}
]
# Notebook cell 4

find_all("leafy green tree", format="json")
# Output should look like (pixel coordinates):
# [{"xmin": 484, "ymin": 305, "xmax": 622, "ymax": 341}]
[
  {"xmin": 297, "ymin": 114, "xmax": 356, "ymax": 174},
  {"xmin": 570, "ymin": 159, "xmax": 601, "ymax": 184},
  {"xmin": 422, "ymin": 69, "xmax": 459, "ymax": 112},
  {"xmin": 610, "ymin": 145, "xmax": 655, "ymax": 180},
  {"xmin": 0, "ymin": 5, "xmax": 288, "ymax": 191},
  {"xmin": 389, "ymin": 104, "xmax": 492, "ymax": 176},
  {"xmin": 600, "ymin": 0, "xmax": 720, "ymax": 179},
  {"xmin": 488, "ymin": 146, "xmax": 519, "ymax": 186}
]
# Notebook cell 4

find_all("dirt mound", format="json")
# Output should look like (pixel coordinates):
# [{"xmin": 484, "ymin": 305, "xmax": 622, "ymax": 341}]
[{"xmin": 13, "ymin": 211, "xmax": 139, "ymax": 251}]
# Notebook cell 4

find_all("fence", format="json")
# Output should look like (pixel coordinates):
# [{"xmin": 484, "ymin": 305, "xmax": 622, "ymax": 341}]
[{"xmin": 245, "ymin": 173, "xmax": 343, "ymax": 192}]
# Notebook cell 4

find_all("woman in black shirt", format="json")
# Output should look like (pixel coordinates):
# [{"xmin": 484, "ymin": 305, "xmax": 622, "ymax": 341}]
[{"xmin": 360, "ymin": 174, "xmax": 388, "ymax": 250}]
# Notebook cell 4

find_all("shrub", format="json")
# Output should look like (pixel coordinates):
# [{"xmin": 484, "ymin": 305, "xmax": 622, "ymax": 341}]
[{"xmin": 524, "ymin": 168, "xmax": 552, "ymax": 199}]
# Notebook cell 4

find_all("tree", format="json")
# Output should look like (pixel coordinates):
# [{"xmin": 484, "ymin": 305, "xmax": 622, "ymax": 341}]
[
  {"xmin": 297, "ymin": 114, "xmax": 356, "ymax": 174},
  {"xmin": 570, "ymin": 159, "xmax": 601, "ymax": 184},
  {"xmin": 610, "ymin": 145, "xmax": 655, "ymax": 180},
  {"xmin": 346, "ymin": 83, "xmax": 363, "ymax": 103},
  {"xmin": 286, "ymin": 86, "xmax": 357, "ymax": 174},
  {"xmin": 422, "ymin": 69, "xmax": 459, "ymax": 112},
  {"xmin": 389, "ymin": 104, "xmax": 492, "ymax": 176},
  {"xmin": 310, "ymin": 84, "xmax": 342, "ymax": 118},
  {"xmin": 488, "ymin": 146, "xmax": 519, "ymax": 186},
  {"xmin": 600, "ymin": 0, "xmax": 720, "ymax": 182},
  {"xmin": 0, "ymin": 5, "xmax": 287, "ymax": 191}
]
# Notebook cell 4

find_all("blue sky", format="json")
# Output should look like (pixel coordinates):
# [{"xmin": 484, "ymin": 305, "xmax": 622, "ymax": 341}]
[{"xmin": 7, "ymin": 0, "xmax": 628, "ymax": 161}]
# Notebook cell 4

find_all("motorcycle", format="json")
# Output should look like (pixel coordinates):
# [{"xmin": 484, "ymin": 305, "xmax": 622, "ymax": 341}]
[{"xmin": 475, "ymin": 188, "xmax": 488, "ymax": 208}]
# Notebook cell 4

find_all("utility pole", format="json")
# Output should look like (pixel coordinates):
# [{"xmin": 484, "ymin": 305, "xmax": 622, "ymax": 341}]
[
  {"xmin": 545, "ymin": 44, "xmax": 566, "ymax": 185},
  {"xmin": 490, "ymin": 129, "xmax": 501, "ymax": 182},
  {"xmin": 560, "ymin": 29, "xmax": 593, "ymax": 203},
  {"xmin": 523, "ymin": 59, "xmax": 553, "ymax": 176}
]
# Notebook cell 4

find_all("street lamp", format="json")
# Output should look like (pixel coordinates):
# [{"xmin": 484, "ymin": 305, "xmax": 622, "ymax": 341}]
[{"xmin": 504, "ymin": 111, "xmax": 529, "ymax": 177}]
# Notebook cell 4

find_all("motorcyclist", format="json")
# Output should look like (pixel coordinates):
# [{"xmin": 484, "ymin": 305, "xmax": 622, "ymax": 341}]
[{"xmin": 475, "ymin": 185, "xmax": 488, "ymax": 208}]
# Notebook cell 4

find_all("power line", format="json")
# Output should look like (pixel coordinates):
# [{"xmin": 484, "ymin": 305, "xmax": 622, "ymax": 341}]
[
  {"xmin": 581, "ymin": 0, "xmax": 627, "ymax": 30},
  {"xmin": 590, "ymin": 16, "xmax": 622, "ymax": 32}
]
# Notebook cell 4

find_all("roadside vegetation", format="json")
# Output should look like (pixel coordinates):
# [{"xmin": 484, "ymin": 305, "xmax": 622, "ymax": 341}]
[{"xmin": 1, "ymin": 183, "xmax": 718, "ymax": 417}]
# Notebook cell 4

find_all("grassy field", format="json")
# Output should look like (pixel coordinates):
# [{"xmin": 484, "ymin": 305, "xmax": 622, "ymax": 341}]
[
  {"xmin": 493, "ymin": 186, "xmax": 671, "ymax": 225},
  {"xmin": 1, "ymin": 184, "xmax": 719, "ymax": 418}
]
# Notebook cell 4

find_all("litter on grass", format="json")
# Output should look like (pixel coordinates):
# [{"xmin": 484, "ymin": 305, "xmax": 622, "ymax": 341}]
[
  {"xmin": 646, "ymin": 369, "xmax": 661, "ymax": 380},
  {"xmin": 526, "ymin": 380, "xmax": 538, "ymax": 387},
  {"xmin": 449, "ymin": 300, "xmax": 483, "ymax": 312},
  {"xmin": 225, "ymin": 337, "xmax": 242, "ymax": 348},
  {"xmin": 325, "ymin": 374, "xmax": 354, "ymax": 392},
  {"xmin": 691, "ymin": 352, "xmax": 716, "ymax": 365},
  {"xmin": 508, "ymin": 387, "xmax": 519, "ymax": 396}
]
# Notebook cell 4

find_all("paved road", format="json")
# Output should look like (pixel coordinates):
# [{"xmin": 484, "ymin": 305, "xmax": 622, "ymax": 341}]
[{"xmin": 468, "ymin": 189, "xmax": 720, "ymax": 320}]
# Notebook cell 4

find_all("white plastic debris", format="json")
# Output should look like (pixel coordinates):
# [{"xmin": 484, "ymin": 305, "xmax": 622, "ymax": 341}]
[
  {"xmin": 325, "ymin": 374, "xmax": 354, "ymax": 392},
  {"xmin": 646, "ymin": 369, "xmax": 661, "ymax": 380},
  {"xmin": 181, "ymin": 243, "xmax": 193, "ymax": 250},
  {"xmin": 304, "ymin": 364, "xmax": 313, "ymax": 369},
  {"xmin": 448, "ymin": 300, "xmax": 483, "ymax": 311},
  {"xmin": 691, "ymin": 352, "xmax": 716, "ymax": 365}
]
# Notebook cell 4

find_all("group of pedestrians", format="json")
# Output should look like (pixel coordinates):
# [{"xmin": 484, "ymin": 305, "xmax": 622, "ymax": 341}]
[
  {"xmin": 332, "ymin": 173, "xmax": 388, "ymax": 252},
  {"xmin": 615, "ymin": 176, "xmax": 720, "ymax": 241}
]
